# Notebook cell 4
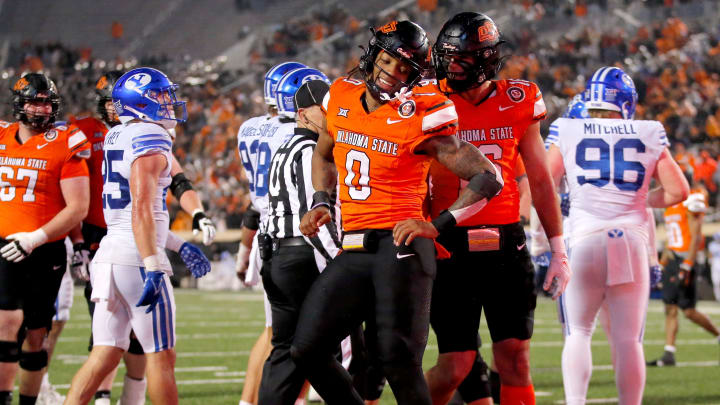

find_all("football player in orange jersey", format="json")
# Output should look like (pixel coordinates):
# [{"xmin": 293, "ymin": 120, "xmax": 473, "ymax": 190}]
[
  {"xmin": 0, "ymin": 73, "xmax": 90, "ymax": 405},
  {"xmin": 59, "ymin": 71, "xmax": 214, "ymax": 405},
  {"xmin": 295, "ymin": 20, "xmax": 502, "ymax": 405},
  {"xmin": 647, "ymin": 174, "xmax": 720, "ymax": 367},
  {"xmin": 424, "ymin": 13, "xmax": 567, "ymax": 405}
]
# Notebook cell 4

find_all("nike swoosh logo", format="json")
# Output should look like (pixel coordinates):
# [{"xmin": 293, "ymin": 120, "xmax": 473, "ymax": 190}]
[
  {"xmin": 517, "ymin": 243, "xmax": 526, "ymax": 250},
  {"xmin": 387, "ymin": 118, "xmax": 403, "ymax": 124},
  {"xmin": 37, "ymin": 143, "xmax": 49, "ymax": 149},
  {"xmin": 499, "ymin": 105, "xmax": 514, "ymax": 111},
  {"xmin": 53, "ymin": 265, "xmax": 62, "ymax": 271},
  {"xmin": 396, "ymin": 253, "xmax": 415, "ymax": 259}
]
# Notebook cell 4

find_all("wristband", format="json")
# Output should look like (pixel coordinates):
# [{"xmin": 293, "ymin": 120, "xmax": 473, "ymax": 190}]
[
  {"xmin": 549, "ymin": 235, "xmax": 566, "ymax": 254},
  {"xmin": 431, "ymin": 210, "xmax": 457, "ymax": 234},
  {"xmin": 311, "ymin": 191, "xmax": 332, "ymax": 211},
  {"xmin": 192, "ymin": 209, "xmax": 206, "ymax": 219},
  {"xmin": 142, "ymin": 254, "xmax": 162, "ymax": 271}
]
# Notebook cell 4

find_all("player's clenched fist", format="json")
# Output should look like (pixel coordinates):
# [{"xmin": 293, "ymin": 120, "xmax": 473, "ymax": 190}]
[{"xmin": 299, "ymin": 207, "xmax": 331, "ymax": 238}]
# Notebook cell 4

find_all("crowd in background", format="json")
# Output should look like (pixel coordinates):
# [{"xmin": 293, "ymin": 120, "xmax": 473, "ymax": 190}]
[{"xmin": 1, "ymin": 0, "xmax": 720, "ymax": 230}]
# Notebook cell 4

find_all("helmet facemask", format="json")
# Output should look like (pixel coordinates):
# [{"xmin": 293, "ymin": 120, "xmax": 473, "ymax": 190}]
[
  {"xmin": 14, "ymin": 94, "xmax": 60, "ymax": 132},
  {"xmin": 433, "ymin": 45, "xmax": 502, "ymax": 93}
]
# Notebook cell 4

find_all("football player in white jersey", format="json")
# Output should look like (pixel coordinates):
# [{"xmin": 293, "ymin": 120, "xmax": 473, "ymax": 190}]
[
  {"xmin": 546, "ymin": 66, "xmax": 689, "ymax": 405},
  {"xmin": 66, "ymin": 67, "xmax": 206, "ymax": 405},
  {"xmin": 235, "ymin": 61, "xmax": 302, "ymax": 405}
]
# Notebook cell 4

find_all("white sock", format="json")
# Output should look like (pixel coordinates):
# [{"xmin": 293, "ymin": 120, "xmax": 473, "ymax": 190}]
[
  {"xmin": 664, "ymin": 345, "xmax": 676, "ymax": 353},
  {"xmin": 119, "ymin": 374, "xmax": 147, "ymax": 405},
  {"xmin": 562, "ymin": 328, "xmax": 593, "ymax": 405},
  {"xmin": 41, "ymin": 372, "xmax": 50, "ymax": 388},
  {"xmin": 95, "ymin": 398, "xmax": 111, "ymax": 405},
  {"xmin": 239, "ymin": 401, "xmax": 253, "ymax": 405},
  {"xmin": 294, "ymin": 399, "xmax": 306, "ymax": 405}
]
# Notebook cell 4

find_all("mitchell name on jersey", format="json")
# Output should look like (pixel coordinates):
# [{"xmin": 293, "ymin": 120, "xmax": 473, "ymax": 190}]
[
  {"xmin": 93, "ymin": 122, "xmax": 173, "ymax": 272},
  {"xmin": 547, "ymin": 117, "xmax": 669, "ymax": 243}
]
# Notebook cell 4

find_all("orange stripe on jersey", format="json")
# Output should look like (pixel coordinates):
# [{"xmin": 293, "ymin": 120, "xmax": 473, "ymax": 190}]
[
  {"xmin": 429, "ymin": 79, "xmax": 545, "ymax": 226},
  {"xmin": 326, "ymin": 78, "xmax": 457, "ymax": 231},
  {"xmin": 0, "ymin": 121, "xmax": 90, "ymax": 241},
  {"xmin": 70, "ymin": 116, "xmax": 109, "ymax": 228}
]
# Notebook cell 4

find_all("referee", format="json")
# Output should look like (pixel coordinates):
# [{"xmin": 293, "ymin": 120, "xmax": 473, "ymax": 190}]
[{"xmin": 258, "ymin": 78, "xmax": 340, "ymax": 405}]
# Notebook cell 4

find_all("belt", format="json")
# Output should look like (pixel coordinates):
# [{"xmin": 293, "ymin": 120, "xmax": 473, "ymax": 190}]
[{"xmin": 273, "ymin": 236, "xmax": 308, "ymax": 249}]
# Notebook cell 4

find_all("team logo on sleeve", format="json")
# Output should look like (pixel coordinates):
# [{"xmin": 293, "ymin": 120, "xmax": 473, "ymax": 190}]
[
  {"xmin": 397, "ymin": 100, "xmax": 416, "ymax": 118},
  {"xmin": 44, "ymin": 129, "xmax": 58, "ymax": 142},
  {"xmin": 337, "ymin": 107, "xmax": 349, "ymax": 118},
  {"xmin": 507, "ymin": 86, "xmax": 526, "ymax": 103}
]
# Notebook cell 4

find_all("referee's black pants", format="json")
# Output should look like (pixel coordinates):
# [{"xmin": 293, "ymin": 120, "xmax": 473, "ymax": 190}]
[
  {"xmin": 290, "ymin": 233, "xmax": 436, "ymax": 405},
  {"xmin": 258, "ymin": 242, "xmax": 320, "ymax": 405}
]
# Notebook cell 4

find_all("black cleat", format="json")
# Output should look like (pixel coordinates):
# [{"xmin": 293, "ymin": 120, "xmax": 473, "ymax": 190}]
[{"xmin": 647, "ymin": 351, "xmax": 676, "ymax": 367}]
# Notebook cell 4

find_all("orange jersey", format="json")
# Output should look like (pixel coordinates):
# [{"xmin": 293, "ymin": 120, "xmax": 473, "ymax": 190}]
[
  {"xmin": 0, "ymin": 121, "xmax": 90, "ymax": 241},
  {"xmin": 429, "ymin": 79, "xmax": 546, "ymax": 226},
  {"xmin": 664, "ymin": 187, "xmax": 708, "ymax": 253},
  {"xmin": 71, "ymin": 116, "xmax": 109, "ymax": 228},
  {"xmin": 324, "ymin": 77, "xmax": 458, "ymax": 231}
]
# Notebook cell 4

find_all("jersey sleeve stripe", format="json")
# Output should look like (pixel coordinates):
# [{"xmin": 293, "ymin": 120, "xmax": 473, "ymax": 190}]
[
  {"xmin": 132, "ymin": 139, "xmax": 173, "ymax": 151},
  {"xmin": 424, "ymin": 122, "xmax": 458, "ymax": 135},
  {"xmin": 426, "ymin": 100, "xmax": 452, "ymax": 113},
  {"xmin": 133, "ymin": 145, "xmax": 171, "ymax": 155},
  {"xmin": 533, "ymin": 98, "xmax": 547, "ymax": 120},
  {"xmin": 69, "ymin": 139, "xmax": 89, "ymax": 153},
  {"xmin": 422, "ymin": 105, "xmax": 458, "ymax": 132},
  {"xmin": 68, "ymin": 131, "xmax": 88, "ymax": 148},
  {"xmin": 132, "ymin": 134, "xmax": 170, "ymax": 141}
]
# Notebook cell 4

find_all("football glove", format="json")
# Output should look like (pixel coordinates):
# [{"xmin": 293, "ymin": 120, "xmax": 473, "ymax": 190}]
[
  {"xmin": 1, "ymin": 229, "xmax": 48, "ymax": 263},
  {"xmin": 179, "ymin": 242, "xmax": 211, "ymax": 278},
  {"xmin": 650, "ymin": 265, "xmax": 663, "ymax": 290},
  {"xmin": 136, "ymin": 271, "xmax": 165, "ymax": 314},
  {"xmin": 678, "ymin": 260, "xmax": 693, "ymax": 287},
  {"xmin": 70, "ymin": 242, "xmax": 91, "ymax": 281},
  {"xmin": 192, "ymin": 210, "xmax": 216, "ymax": 246}
]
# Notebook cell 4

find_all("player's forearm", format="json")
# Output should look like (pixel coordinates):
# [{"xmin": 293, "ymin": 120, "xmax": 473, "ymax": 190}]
[
  {"xmin": 647, "ymin": 187, "xmax": 687, "ymax": 208},
  {"xmin": 132, "ymin": 200, "xmax": 158, "ymax": 259},
  {"xmin": 240, "ymin": 226, "xmax": 256, "ymax": 249},
  {"xmin": 529, "ymin": 175, "xmax": 562, "ymax": 238},
  {"xmin": 40, "ymin": 203, "xmax": 89, "ymax": 242},
  {"xmin": 68, "ymin": 223, "xmax": 84, "ymax": 244},
  {"xmin": 686, "ymin": 214, "xmax": 703, "ymax": 265},
  {"xmin": 179, "ymin": 189, "xmax": 204, "ymax": 214},
  {"xmin": 311, "ymin": 148, "xmax": 337, "ymax": 194}
]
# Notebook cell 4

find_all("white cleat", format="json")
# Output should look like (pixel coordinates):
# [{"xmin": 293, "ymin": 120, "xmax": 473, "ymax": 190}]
[
  {"xmin": 37, "ymin": 383, "xmax": 66, "ymax": 405},
  {"xmin": 307, "ymin": 386, "xmax": 323, "ymax": 403}
]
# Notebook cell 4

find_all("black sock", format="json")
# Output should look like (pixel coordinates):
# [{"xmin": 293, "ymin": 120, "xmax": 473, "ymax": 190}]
[
  {"xmin": 0, "ymin": 391, "xmax": 11, "ymax": 405},
  {"xmin": 18, "ymin": 394, "xmax": 37, "ymax": 405},
  {"xmin": 95, "ymin": 390, "xmax": 112, "ymax": 399},
  {"xmin": 490, "ymin": 370, "xmax": 501, "ymax": 404}
]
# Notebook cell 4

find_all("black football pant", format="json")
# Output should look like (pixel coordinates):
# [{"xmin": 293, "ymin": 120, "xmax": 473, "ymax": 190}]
[
  {"xmin": 290, "ymin": 233, "xmax": 436, "ymax": 405},
  {"xmin": 258, "ymin": 243, "xmax": 320, "ymax": 405}
]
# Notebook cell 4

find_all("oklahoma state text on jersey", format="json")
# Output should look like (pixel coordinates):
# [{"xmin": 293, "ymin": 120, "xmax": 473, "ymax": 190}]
[
  {"xmin": 429, "ymin": 79, "xmax": 546, "ymax": 226},
  {"xmin": 664, "ymin": 187, "xmax": 708, "ymax": 254},
  {"xmin": 323, "ymin": 77, "xmax": 458, "ymax": 231},
  {"xmin": 0, "ymin": 121, "xmax": 90, "ymax": 241},
  {"xmin": 71, "ymin": 116, "xmax": 110, "ymax": 228}
]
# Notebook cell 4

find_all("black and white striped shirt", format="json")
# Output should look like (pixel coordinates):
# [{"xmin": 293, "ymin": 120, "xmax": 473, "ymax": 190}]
[{"xmin": 266, "ymin": 127, "xmax": 340, "ymax": 263}]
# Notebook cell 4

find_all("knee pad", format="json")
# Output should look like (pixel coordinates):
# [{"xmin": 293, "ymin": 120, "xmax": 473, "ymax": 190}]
[
  {"xmin": 457, "ymin": 350, "xmax": 492, "ymax": 402},
  {"xmin": 0, "ymin": 341, "xmax": 20, "ymax": 363},
  {"xmin": 128, "ymin": 335, "xmax": 144, "ymax": 355},
  {"xmin": 19, "ymin": 350, "xmax": 47, "ymax": 371}
]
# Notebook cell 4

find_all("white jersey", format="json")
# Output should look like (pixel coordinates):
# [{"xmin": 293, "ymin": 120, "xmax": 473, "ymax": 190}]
[
  {"xmin": 237, "ymin": 114, "xmax": 295, "ymax": 227},
  {"xmin": 93, "ymin": 122, "xmax": 173, "ymax": 271},
  {"xmin": 547, "ymin": 118, "xmax": 669, "ymax": 243}
]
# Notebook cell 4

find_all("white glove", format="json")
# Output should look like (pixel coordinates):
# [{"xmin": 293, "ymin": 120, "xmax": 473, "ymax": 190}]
[
  {"xmin": 70, "ymin": 243, "xmax": 91, "ymax": 281},
  {"xmin": 192, "ymin": 209, "xmax": 216, "ymax": 246},
  {"xmin": 1, "ymin": 229, "xmax": 48, "ymax": 263},
  {"xmin": 543, "ymin": 236, "xmax": 571, "ymax": 300}
]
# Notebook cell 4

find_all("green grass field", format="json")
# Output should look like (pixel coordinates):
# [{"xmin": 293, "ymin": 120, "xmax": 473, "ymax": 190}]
[{"xmin": 47, "ymin": 288, "xmax": 720, "ymax": 404}]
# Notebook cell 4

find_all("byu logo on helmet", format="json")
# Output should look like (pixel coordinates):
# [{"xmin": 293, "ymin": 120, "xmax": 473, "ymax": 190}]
[
  {"xmin": 263, "ymin": 62, "xmax": 306, "ymax": 106},
  {"xmin": 583, "ymin": 66, "xmax": 638, "ymax": 119},
  {"xmin": 124, "ymin": 73, "xmax": 152, "ymax": 93},
  {"xmin": 275, "ymin": 68, "xmax": 330, "ymax": 118}
]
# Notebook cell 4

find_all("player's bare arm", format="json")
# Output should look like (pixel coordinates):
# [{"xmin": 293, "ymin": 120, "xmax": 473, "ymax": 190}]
[
  {"xmin": 300, "ymin": 125, "xmax": 336, "ymax": 237},
  {"xmin": 42, "ymin": 175, "xmax": 90, "ymax": 240},
  {"xmin": 519, "ymin": 122, "xmax": 562, "ymax": 238},
  {"xmin": 685, "ymin": 210, "xmax": 703, "ymax": 277},
  {"xmin": 170, "ymin": 154, "xmax": 215, "ymax": 245},
  {"xmin": 648, "ymin": 148, "xmax": 689, "ymax": 208},
  {"xmin": 392, "ymin": 135, "xmax": 502, "ymax": 246},
  {"xmin": 130, "ymin": 153, "xmax": 167, "ymax": 260}
]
